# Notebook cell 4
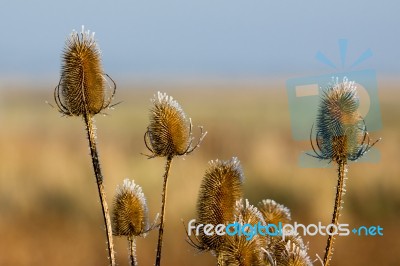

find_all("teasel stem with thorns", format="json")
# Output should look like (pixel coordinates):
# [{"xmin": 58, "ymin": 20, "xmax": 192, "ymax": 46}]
[
  {"xmin": 54, "ymin": 26, "xmax": 116, "ymax": 265},
  {"xmin": 144, "ymin": 92, "xmax": 206, "ymax": 266},
  {"xmin": 308, "ymin": 77, "xmax": 380, "ymax": 266}
]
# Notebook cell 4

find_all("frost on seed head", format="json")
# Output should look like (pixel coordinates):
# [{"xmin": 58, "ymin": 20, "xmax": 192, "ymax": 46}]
[
  {"xmin": 258, "ymin": 199, "xmax": 291, "ymax": 226},
  {"xmin": 144, "ymin": 91, "xmax": 206, "ymax": 158},
  {"xmin": 54, "ymin": 26, "xmax": 116, "ymax": 117},
  {"xmin": 309, "ymin": 77, "xmax": 380, "ymax": 163},
  {"xmin": 194, "ymin": 157, "xmax": 244, "ymax": 251},
  {"xmin": 217, "ymin": 199, "xmax": 267, "ymax": 266},
  {"xmin": 112, "ymin": 179, "xmax": 149, "ymax": 237}
]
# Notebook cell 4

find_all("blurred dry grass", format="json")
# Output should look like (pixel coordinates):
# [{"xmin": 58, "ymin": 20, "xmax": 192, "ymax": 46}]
[{"xmin": 0, "ymin": 80, "xmax": 399, "ymax": 265}]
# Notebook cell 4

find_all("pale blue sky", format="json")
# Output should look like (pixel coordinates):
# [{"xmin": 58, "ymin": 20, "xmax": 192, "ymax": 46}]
[{"xmin": 0, "ymin": 1, "xmax": 399, "ymax": 81}]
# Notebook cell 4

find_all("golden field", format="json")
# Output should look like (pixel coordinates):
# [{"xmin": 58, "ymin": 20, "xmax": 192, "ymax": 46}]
[{"xmin": 0, "ymin": 79, "xmax": 399, "ymax": 265}]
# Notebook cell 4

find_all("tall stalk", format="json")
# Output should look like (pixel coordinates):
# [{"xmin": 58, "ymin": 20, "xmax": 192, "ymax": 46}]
[
  {"xmin": 128, "ymin": 236, "xmax": 137, "ymax": 266},
  {"xmin": 54, "ymin": 27, "xmax": 117, "ymax": 266},
  {"xmin": 155, "ymin": 157, "xmax": 173, "ymax": 266},
  {"xmin": 323, "ymin": 160, "xmax": 347, "ymax": 266},
  {"xmin": 307, "ymin": 78, "xmax": 380, "ymax": 265},
  {"xmin": 84, "ymin": 113, "xmax": 115, "ymax": 266}
]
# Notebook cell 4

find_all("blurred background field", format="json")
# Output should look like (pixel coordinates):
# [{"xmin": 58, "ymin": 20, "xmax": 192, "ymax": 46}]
[{"xmin": 0, "ymin": 79, "xmax": 399, "ymax": 265}]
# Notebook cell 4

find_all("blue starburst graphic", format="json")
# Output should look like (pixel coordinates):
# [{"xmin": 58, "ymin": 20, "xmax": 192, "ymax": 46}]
[{"xmin": 315, "ymin": 39, "xmax": 373, "ymax": 70}]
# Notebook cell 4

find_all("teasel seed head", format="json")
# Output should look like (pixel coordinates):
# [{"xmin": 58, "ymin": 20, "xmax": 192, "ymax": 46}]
[
  {"xmin": 309, "ymin": 77, "xmax": 380, "ymax": 163},
  {"xmin": 54, "ymin": 26, "xmax": 116, "ymax": 117},
  {"xmin": 217, "ymin": 199, "xmax": 268, "ymax": 266},
  {"xmin": 194, "ymin": 158, "xmax": 244, "ymax": 251},
  {"xmin": 258, "ymin": 199, "xmax": 291, "ymax": 226},
  {"xmin": 112, "ymin": 179, "xmax": 150, "ymax": 237},
  {"xmin": 144, "ymin": 92, "xmax": 206, "ymax": 159},
  {"xmin": 270, "ymin": 235, "xmax": 313, "ymax": 266}
]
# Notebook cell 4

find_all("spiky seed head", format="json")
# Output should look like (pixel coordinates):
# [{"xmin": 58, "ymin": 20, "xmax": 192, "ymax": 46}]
[
  {"xmin": 270, "ymin": 235, "xmax": 313, "ymax": 266},
  {"xmin": 258, "ymin": 199, "xmax": 291, "ymax": 226},
  {"xmin": 55, "ymin": 26, "xmax": 115, "ymax": 116},
  {"xmin": 145, "ymin": 92, "xmax": 193, "ymax": 158},
  {"xmin": 112, "ymin": 179, "xmax": 149, "ymax": 237},
  {"xmin": 196, "ymin": 158, "xmax": 244, "ymax": 251},
  {"xmin": 234, "ymin": 199, "xmax": 265, "ymax": 226},
  {"xmin": 315, "ymin": 77, "xmax": 367, "ymax": 162},
  {"xmin": 217, "ymin": 199, "xmax": 267, "ymax": 266}
]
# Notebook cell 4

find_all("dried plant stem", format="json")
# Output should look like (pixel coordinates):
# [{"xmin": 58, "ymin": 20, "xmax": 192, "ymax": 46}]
[
  {"xmin": 323, "ymin": 159, "xmax": 347, "ymax": 266},
  {"xmin": 84, "ymin": 113, "xmax": 116, "ymax": 266},
  {"xmin": 155, "ymin": 157, "xmax": 173, "ymax": 266},
  {"xmin": 128, "ymin": 236, "xmax": 137, "ymax": 266}
]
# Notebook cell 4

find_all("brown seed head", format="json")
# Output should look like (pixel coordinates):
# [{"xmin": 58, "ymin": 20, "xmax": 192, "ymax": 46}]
[
  {"xmin": 309, "ymin": 77, "xmax": 379, "ymax": 163},
  {"xmin": 258, "ymin": 199, "xmax": 291, "ymax": 226},
  {"xmin": 112, "ymin": 179, "xmax": 149, "ymax": 237},
  {"xmin": 55, "ymin": 26, "xmax": 115, "ymax": 116},
  {"xmin": 271, "ymin": 235, "xmax": 313, "ymax": 266},
  {"xmin": 145, "ymin": 92, "xmax": 205, "ymax": 158},
  {"xmin": 218, "ymin": 199, "xmax": 267, "ymax": 266},
  {"xmin": 196, "ymin": 158, "xmax": 244, "ymax": 251}
]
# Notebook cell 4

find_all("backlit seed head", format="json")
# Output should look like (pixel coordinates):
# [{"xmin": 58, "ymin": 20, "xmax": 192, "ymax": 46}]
[
  {"xmin": 54, "ymin": 26, "xmax": 116, "ymax": 117},
  {"xmin": 309, "ymin": 77, "xmax": 379, "ymax": 163},
  {"xmin": 270, "ymin": 235, "xmax": 313, "ymax": 266},
  {"xmin": 258, "ymin": 199, "xmax": 291, "ymax": 226},
  {"xmin": 195, "ymin": 158, "xmax": 244, "ymax": 251},
  {"xmin": 217, "ymin": 199, "xmax": 267, "ymax": 266},
  {"xmin": 144, "ymin": 92, "xmax": 206, "ymax": 158},
  {"xmin": 112, "ymin": 179, "xmax": 149, "ymax": 237}
]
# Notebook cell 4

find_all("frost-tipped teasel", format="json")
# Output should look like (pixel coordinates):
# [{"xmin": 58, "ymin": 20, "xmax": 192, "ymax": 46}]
[
  {"xmin": 54, "ymin": 26, "xmax": 116, "ymax": 116},
  {"xmin": 53, "ymin": 26, "xmax": 117, "ymax": 265},
  {"xmin": 146, "ymin": 92, "xmax": 207, "ymax": 266},
  {"xmin": 308, "ymin": 77, "xmax": 380, "ymax": 266},
  {"xmin": 144, "ymin": 91, "xmax": 206, "ymax": 159},
  {"xmin": 192, "ymin": 158, "xmax": 244, "ymax": 251},
  {"xmin": 112, "ymin": 179, "xmax": 155, "ymax": 266},
  {"xmin": 217, "ymin": 199, "xmax": 268, "ymax": 266},
  {"xmin": 258, "ymin": 199, "xmax": 291, "ymax": 226},
  {"xmin": 112, "ymin": 179, "xmax": 150, "ymax": 237},
  {"xmin": 270, "ymin": 235, "xmax": 313, "ymax": 266},
  {"xmin": 308, "ymin": 77, "xmax": 379, "ymax": 163}
]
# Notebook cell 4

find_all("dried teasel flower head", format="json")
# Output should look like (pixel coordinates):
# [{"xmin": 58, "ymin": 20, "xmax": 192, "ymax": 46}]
[
  {"xmin": 54, "ymin": 26, "xmax": 116, "ymax": 117},
  {"xmin": 144, "ymin": 92, "xmax": 206, "ymax": 159},
  {"xmin": 192, "ymin": 158, "xmax": 244, "ymax": 251},
  {"xmin": 112, "ymin": 179, "xmax": 150, "ymax": 237},
  {"xmin": 309, "ymin": 77, "xmax": 379, "ymax": 163},
  {"xmin": 217, "ymin": 199, "xmax": 267, "ymax": 266},
  {"xmin": 270, "ymin": 235, "xmax": 313, "ymax": 266},
  {"xmin": 258, "ymin": 199, "xmax": 291, "ymax": 226}
]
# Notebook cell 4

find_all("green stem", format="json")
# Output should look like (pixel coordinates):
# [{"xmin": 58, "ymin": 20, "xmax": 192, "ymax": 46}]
[
  {"xmin": 84, "ymin": 113, "xmax": 116, "ymax": 266},
  {"xmin": 323, "ymin": 159, "xmax": 347, "ymax": 266},
  {"xmin": 155, "ymin": 157, "xmax": 173, "ymax": 266}
]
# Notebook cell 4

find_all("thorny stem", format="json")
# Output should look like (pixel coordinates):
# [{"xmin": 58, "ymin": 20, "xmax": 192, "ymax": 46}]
[
  {"xmin": 217, "ymin": 252, "xmax": 224, "ymax": 266},
  {"xmin": 128, "ymin": 236, "xmax": 137, "ymax": 266},
  {"xmin": 323, "ymin": 159, "xmax": 347, "ymax": 266},
  {"xmin": 155, "ymin": 157, "xmax": 173, "ymax": 266},
  {"xmin": 84, "ymin": 113, "xmax": 116, "ymax": 266}
]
